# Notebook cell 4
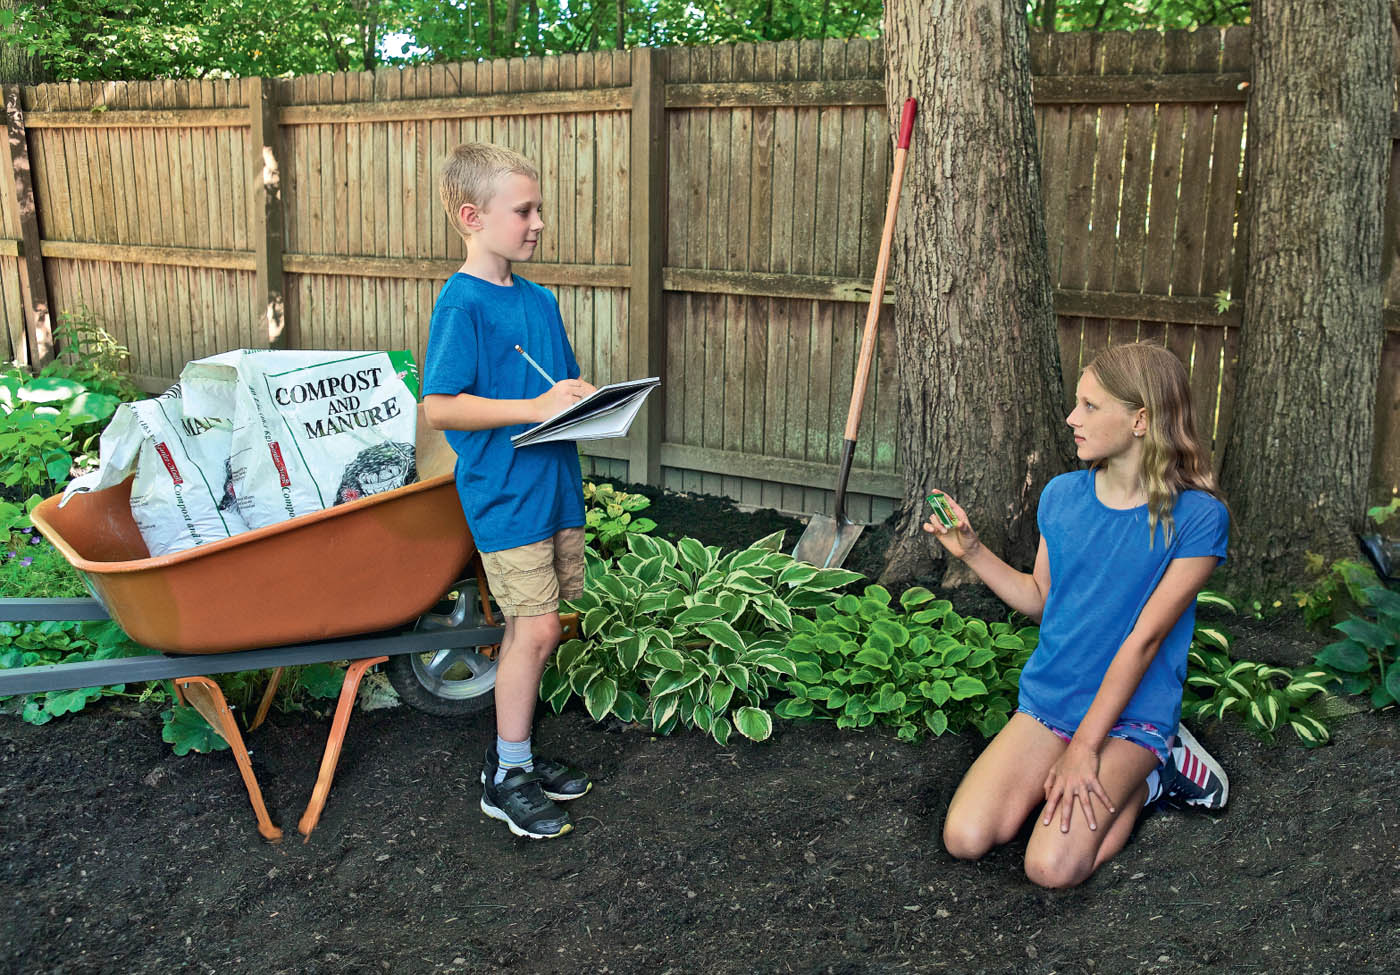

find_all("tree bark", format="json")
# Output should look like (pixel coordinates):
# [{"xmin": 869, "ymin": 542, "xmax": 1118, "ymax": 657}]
[
  {"xmin": 881, "ymin": 2, "xmax": 1074, "ymax": 585},
  {"xmin": 1221, "ymin": 0, "xmax": 1390, "ymax": 595},
  {"xmin": 0, "ymin": 0, "xmax": 47, "ymax": 83}
]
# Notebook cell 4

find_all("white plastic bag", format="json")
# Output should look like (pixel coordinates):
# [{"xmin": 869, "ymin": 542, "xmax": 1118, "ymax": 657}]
[
  {"xmin": 180, "ymin": 349, "xmax": 419, "ymax": 529},
  {"xmin": 60, "ymin": 384, "xmax": 246, "ymax": 555}
]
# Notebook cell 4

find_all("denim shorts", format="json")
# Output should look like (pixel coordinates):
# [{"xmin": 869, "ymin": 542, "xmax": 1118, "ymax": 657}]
[{"xmin": 1017, "ymin": 705, "xmax": 1171, "ymax": 766}]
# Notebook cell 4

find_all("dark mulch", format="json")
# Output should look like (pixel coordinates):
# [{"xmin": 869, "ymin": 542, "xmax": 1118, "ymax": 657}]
[{"xmin": 3, "ymin": 490, "xmax": 1398, "ymax": 974}]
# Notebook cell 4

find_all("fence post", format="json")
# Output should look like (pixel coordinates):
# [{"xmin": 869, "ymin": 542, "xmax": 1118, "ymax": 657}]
[
  {"xmin": 3, "ymin": 84, "xmax": 53, "ymax": 367},
  {"xmin": 627, "ymin": 47, "xmax": 667, "ymax": 486},
  {"xmin": 247, "ymin": 77, "xmax": 287, "ymax": 349}
]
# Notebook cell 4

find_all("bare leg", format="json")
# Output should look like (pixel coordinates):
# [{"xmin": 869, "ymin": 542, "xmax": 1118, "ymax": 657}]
[
  {"xmin": 1023, "ymin": 737, "xmax": 1159, "ymax": 889},
  {"xmin": 493, "ymin": 612, "xmax": 562, "ymax": 742},
  {"xmin": 943, "ymin": 713, "xmax": 1068, "ymax": 859}
]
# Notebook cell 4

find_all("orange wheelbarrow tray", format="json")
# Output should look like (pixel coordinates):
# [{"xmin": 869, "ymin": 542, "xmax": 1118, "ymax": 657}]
[{"xmin": 0, "ymin": 456, "xmax": 576, "ymax": 843}]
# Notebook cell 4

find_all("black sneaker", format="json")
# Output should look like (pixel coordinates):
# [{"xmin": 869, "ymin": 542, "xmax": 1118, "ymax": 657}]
[
  {"xmin": 1163, "ymin": 724, "xmax": 1229, "ymax": 811},
  {"xmin": 480, "ymin": 767, "xmax": 572, "ymax": 839},
  {"xmin": 482, "ymin": 746, "xmax": 592, "ymax": 801}
]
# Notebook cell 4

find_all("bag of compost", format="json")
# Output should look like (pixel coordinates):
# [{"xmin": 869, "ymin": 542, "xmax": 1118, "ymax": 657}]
[
  {"xmin": 59, "ymin": 383, "xmax": 246, "ymax": 556},
  {"xmin": 180, "ymin": 349, "xmax": 419, "ymax": 530}
]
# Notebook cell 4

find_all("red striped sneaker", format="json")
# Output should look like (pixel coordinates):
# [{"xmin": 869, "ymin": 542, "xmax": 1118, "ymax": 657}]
[{"xmin": 1164, "ymin": 724, "xmax": 1229, "ymax": 811}]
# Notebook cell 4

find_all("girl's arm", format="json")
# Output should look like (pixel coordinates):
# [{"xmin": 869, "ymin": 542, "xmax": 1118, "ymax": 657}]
[
  {"xmin": 923, "ymin": 493, "xmax": 1050, "ymax": 621},
  {"xmin": 423, "ymin": 380, "xmax": 595, "ymax": 432},
  {"xmin": 1042, "ymin": 554, "xmax": 1219, "ymax": 831}
]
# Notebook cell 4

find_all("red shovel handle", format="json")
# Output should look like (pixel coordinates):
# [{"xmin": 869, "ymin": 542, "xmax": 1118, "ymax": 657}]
[{"xmin": 897, "ymin": 97, "xmax": 917, "ymax": 149}]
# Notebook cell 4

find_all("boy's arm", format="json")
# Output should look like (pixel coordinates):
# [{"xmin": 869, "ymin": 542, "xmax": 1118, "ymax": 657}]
[{"xmin": 423, "ymin": 380, "xmax": 595, "ymax": 432}]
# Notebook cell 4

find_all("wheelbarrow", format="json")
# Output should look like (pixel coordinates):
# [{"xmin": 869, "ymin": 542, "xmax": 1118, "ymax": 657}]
[{"xmin": 0, "ymin": 408, "xmax": 576, "ymax": 842}]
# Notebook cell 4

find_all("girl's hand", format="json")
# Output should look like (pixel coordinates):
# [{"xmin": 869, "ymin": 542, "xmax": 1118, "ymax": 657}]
[
  {"xmin": 920, "ymin": 491, "xmax": 981, "ymax": 561},
  {"xmin": 1041, "ymin": 741, "xmax": 1116, "ymax": 833},
  {"xmin": 535, "ymin": 379, "xmax": 596, "ymax": 420}
]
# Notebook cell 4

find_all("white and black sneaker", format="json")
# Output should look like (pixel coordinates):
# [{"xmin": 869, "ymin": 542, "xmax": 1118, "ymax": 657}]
[
  {"xmin": 480, "ymin": 767, "xmax": 572, "ymax": 839},
  {"xmin": 1163, "ymin": 723, "xmax": 1229, "ymax": 811},
  {"xmin": 480, "ymin": 745, "xmax": 592, "ymax": 801}
]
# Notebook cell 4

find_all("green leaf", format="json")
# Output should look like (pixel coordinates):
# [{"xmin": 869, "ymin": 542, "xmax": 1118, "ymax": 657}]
[
  {"xmin": 19, "ymin": 376, "xmax": 85, "ymax": 403},
  {"xmin": 749, "ymin": 529, "xmax": 786, "ymax": 552},
  {"xmin": 965, "ymin": 648, "xmax": 995, "ymax": 668},
  {"xmin": 584, "ymin": 675, "xmax": 619, "ymax": 722},
  {"xmin": 161, "ymin": 705, "xmax": 230, "ymax": 755},
  {"xmin": 1315, "ymin": 638, "xmax": 1371, "ymax": 673},
  {"xmin": 647, "ymin": 648, "xmax": 686, "ymax": 672},
  {"xmin": 1193, "ymin": 626, "xmax": 1231, "ymax": 652},
  {"xmin": 775, "ymin": 697, "xmax": 813, "ymax": 719},
  {"xmin": 712, "ymin": 716, "xmax": 732, "ymax": 746},
  {"xmin": 899, "ymin": 586, "xmax": 935, "ymax": 609},
  {"xmin": 1334, "ymin": 616, "xmax": 1395, "ymax": 651},
  {"xmin": 1195, "ymin": 591, "xmax": 1237, "ymax": 613},
  {"xmin": 698, "ymin": 619, "xmax": 748, "ymax": 656},
  {"xmin": 1385, "ymin": 660, "xmax": 1400, "ymax": 704},
  {"xmin": 778, "ymin": 563, "xmax": 820, "ymax": 587},
  {"xmin": 734, "ymin": 706, "xmax": 773, "ymax": 742},
  {"xmin": 710, "ymin": 681, "xmax": 736, "ymax": 713},
  {"xmin": 870, "ymin": 619, "xmax": 910, "ymax": 647},
  {"xmin": 807, "ymin": 567, "xmax": 864, "ymax": 591},
  {"xmin": 924, "ymin": 709, "xmax": 949, "ymax": 736},
  {"xmin": 1289, "ymin": 713, "xmax": 1331, "ymax": 745},
  {"xmin": 677, "ymin": 537, "xmax": 713, "ymax": 575},
  {"xmin": 675, "ymin": 603, "xmax": 727, "ymax": 626},
  {"xmin": 853, "ymin": 646, "xmax": 890, "ymax": 669},
  {"xmin": 296, "ymin": 663, "xmax": 344, "ymax": 699},
  {"xmin": 949, "ymin": 675, "xmax": 988, "ymax": 700}
]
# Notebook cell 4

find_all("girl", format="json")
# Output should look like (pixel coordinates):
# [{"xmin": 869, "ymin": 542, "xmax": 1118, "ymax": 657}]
[{"xmin": 925, "ymin": 342, "xmax": 1229, "ymax": 889}]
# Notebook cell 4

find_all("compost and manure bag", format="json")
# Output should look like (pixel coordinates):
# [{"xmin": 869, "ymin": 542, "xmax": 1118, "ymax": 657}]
[
  {"xmin": 180, "ymin": 349, "xmax": 419, "ymax": 530},
  {"xmin": 59, "ymin": 383, "xmax": 247, "ymax": 555}
]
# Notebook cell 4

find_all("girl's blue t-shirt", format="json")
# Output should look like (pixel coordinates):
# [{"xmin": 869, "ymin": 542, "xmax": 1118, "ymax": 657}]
[
  {"xmin": 421, "ymin": 273, "xmax": 584, "ymax": 553},
  {"xmin": 1018, "ymin": 469, "xmax": 1229, "ymax": 736}
]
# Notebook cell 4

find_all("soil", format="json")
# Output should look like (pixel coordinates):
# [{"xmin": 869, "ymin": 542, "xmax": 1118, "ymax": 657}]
[{"xmin": 3, "ymin": 488, "xmax": 1399, "ymax": 975}]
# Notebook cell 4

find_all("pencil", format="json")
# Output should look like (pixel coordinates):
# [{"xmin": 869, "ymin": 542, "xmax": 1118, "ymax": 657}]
[{"xmin": 514, "ymin": 344, "xmax": 556, "ymax": 386}]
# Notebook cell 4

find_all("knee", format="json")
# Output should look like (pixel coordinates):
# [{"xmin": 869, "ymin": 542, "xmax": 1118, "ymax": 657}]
[
  {"xmin": 1024, "ymin": 843, "xmax": 1091, "ymax": 890},
  {"xmin": 942, "ymin": 815, "xmax": 995, "ymax": 862}
]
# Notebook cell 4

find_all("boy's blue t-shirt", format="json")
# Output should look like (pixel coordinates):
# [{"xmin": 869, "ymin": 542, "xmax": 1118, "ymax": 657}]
[
  {"xmin": 422, "ymin": 272, "xmax": 584, "ymax": 553},
  {"xmin": 1018, "ymin": 468, "xmax": 1229, "ymax": 736}
]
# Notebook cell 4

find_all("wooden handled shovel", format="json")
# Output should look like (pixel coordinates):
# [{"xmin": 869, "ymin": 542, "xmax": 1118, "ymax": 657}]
[{"xmin": 792, "ymin": 97, "xmax": 917, "ymax": 568}]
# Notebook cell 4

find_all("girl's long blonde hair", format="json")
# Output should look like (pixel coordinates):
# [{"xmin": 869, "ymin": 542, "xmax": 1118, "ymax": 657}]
[{"xmin": 1085, "ymin": 342, "xmax": 1223, "ymax": 544}]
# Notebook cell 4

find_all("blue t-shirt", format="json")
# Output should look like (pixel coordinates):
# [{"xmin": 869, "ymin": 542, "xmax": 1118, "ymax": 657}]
[
  {"xmin": 1017, "ymin": 469, "xmax": 1229, "ymax": 736},
  {"xmin": 422, "ymin": 272, "xmax": 585, "ymax": 553}
]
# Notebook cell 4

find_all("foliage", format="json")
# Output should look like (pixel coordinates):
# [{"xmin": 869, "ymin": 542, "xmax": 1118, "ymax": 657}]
[
  {"xmin": 1, "ymin": 312, "xmax": 134, "ymax": 506},
  {"xmin": 582, "ymin": 481, "xmax": 656, "ymax": 560},
  {"xmin": 1182, "ymin": 619, "xmax": 1337, "ymax": 747},
  {"xmin": 777, "ymin": 585, "xmax": 1034, "ymax": 742},
  {"xmin": 160, "ymin": 662, "xmax": 345, "ymax": 754},
  {"xmin": 542, "ymin": 529, "xmax": 861, "ymax": 744},
  {"xmin": 3, "ymin": 0, "xmax": 884, "ymax": 81},
  {"xmin": 0, "ymin": 619, "xmax": 166, "ymax": 724},
  {"xmin": 1368, "ymin": 496, "xmax": 1399, "ymax": 528},
  {"xmin": 1027, "ymin": 0, "xmax": 1250, "ymax": 32},
  {"xmin": 1293, "ymin": 555, "xmax": 1380, "ymax": 629},
  {"xmin": 1313, "ymin": 584, "xmax": 1400, "ymax": 710}
]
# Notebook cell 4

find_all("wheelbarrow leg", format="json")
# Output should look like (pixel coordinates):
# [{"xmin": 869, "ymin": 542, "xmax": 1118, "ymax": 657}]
[
  {"xmin": 247, "ymin": 667, "xmax": 284, "ymax": 733},
  {"xmin": 173, "ymin": 676, "xmax": 284, "ymax": 844},
  {"xmin": 297, "ymin": 655, "xmax": 388, "ymax": 840}
]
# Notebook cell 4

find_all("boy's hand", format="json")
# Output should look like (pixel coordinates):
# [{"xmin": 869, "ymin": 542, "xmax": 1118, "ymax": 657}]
[
  {"xmin": 535, "ymin": 379, "xmax": 596, "ymax": 420},
  {"xmin": 921, "ymin": 491, "xmax": 981, "ymax": 561}
]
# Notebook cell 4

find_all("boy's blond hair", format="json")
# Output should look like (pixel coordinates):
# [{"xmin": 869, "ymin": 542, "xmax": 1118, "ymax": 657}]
[{"xmin": 439, "ymin": 142, "xmax": 540, "ymax": 239}]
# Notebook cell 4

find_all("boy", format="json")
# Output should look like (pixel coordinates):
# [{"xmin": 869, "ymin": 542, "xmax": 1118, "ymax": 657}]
[{"xmin": 422, "ymin": 142, "xmax": 595, "ymax": 840}]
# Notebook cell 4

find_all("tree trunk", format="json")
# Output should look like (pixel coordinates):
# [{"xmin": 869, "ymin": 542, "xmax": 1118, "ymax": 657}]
[
  {"xmin": 1221, "ymin": 0, "xmax": 1390, "ymax": 594},
  {"xmin": 881, "ymin": 1, "xmax": 1073, "ymax": 585},
  {"xmin": 0, "ymin": 0, "xmax": 47, "ymax": 83}
]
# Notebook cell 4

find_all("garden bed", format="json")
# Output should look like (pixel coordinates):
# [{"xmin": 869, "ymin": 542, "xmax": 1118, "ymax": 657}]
[{"xmin": 2, "ymin": 489, "xmax": 1397, "ymax": 974}]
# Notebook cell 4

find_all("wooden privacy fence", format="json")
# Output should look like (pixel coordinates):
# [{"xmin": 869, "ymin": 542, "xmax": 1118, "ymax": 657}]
[{"xmin": 2, "ymin": 29, "xmax": 1398, "ymax": 521}]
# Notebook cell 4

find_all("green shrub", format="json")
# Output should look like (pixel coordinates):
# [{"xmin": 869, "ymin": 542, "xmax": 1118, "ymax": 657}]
[
  {"xmin": 542, "ymin": 530, "xmax": 862, "ymax": 744},
  {"xmin": 777, "ymin": 585, "xmax": 1034, "ymax": 741}
]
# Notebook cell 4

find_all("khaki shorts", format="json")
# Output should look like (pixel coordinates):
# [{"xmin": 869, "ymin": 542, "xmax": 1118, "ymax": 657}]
[{"xmin": 477, "ymin": 526, "xmax": 586, "ymax": 618}]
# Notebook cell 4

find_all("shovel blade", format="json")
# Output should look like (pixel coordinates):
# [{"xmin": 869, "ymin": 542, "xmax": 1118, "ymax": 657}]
[{"xmin": 791, "ymin": 515, "xmax": 865, "ymax": 568}]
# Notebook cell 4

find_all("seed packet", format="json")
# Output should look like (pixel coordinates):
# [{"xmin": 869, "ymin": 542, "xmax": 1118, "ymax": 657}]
[{"xmin": 926, "ymin": 492, "xmax": 958, "ymax": 530}]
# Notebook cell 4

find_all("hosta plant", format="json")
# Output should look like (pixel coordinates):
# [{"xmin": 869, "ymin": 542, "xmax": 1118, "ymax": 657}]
[
  {"xmin": 541, "ymin": 530, "xmax": 862, "ymax": 744},
  {"xmin": 776, "ymin": 585, "xmax": 1036, "ymax": 741},
  {"xmin": 1313, "ymin": 584, "xmax": 1400, "ymax": 709},
  {"xmin": 1182, "ymin": 620, "xmax": 1339, "ymax": 746}
]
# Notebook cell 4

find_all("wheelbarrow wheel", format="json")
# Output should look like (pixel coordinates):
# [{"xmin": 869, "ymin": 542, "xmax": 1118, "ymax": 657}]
[{"xmin": 385, "ymin": 586, "xmax": 499, "ymax": 717}]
